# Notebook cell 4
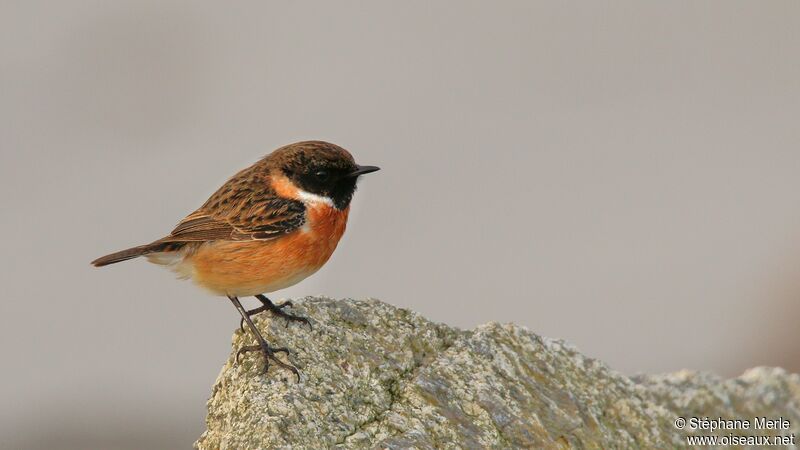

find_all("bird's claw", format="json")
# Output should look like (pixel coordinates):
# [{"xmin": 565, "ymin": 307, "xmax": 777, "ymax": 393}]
[{"xmin": 235, "ymin": 343, "xmax": 298, "ymax": 380}]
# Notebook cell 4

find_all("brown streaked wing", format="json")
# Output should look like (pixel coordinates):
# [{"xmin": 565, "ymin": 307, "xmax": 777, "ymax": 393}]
[
  {"xmin": 165, "ymin": 215, "xmax": 248, "ymax": 241},
  {"xmin": 164, "ymin": 198, "xmax": 306, "ymax": 243},
  {"xmin": 159, "ymin": 161, "xmax": 307, "ymax": 243}
]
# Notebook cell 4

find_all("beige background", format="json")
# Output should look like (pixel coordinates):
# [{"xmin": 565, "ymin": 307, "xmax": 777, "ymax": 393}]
[{"xmin": 2, "ymin": 1, "xmax": 800, "ymax": 448}]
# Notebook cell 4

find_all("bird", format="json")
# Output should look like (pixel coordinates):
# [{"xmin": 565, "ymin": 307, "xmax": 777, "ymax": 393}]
[{"xmin": 92, "ymin": 141, "xmax": 379, "ymax": 379}]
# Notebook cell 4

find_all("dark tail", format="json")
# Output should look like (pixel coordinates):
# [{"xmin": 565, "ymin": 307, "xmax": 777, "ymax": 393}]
[{"xmin": 91, "ymin": 242, "xmax": 168, "ymax": 267}]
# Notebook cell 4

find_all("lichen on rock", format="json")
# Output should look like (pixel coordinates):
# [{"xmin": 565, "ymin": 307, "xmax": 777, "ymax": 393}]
[{"xmin": 196, "ymin": 297, "xmax": 800, "ymax": 449}]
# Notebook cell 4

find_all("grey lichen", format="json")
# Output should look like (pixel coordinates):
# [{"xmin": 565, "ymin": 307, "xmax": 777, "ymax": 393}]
[{"xmin": 196, "ymin": 297, "xmax": 800, "ymax": 449}]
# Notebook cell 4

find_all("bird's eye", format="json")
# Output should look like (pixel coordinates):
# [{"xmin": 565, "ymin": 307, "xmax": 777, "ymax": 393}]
[{"xmin": 314, "ymin": 170, "xmax": 330, "ymax": 182}]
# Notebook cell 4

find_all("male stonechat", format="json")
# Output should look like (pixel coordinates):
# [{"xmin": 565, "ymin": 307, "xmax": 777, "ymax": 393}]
[{"xmin": 92, "ymin": 141, "xmax": 379, "ymax": 378}]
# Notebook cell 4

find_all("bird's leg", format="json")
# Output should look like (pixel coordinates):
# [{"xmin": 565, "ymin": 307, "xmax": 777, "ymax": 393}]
[
  {"xmin": 239, "ymin": 294, "xmax": 312, "ymax": 331},
  {"xmin": 228, "ymin": 296, "xmax": 299, "ymax": 381}
]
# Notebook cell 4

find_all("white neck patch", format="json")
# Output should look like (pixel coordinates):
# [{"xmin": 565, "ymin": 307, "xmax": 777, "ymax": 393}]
[{"xmin": 296, "ymin": 189, "xmax": 335, "ymax": 208}]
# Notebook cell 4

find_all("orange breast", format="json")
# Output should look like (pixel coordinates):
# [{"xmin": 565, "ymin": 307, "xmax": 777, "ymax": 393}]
[{"xmin": 186, "ymin": 203, "xmax": 349, "ymax": 297}]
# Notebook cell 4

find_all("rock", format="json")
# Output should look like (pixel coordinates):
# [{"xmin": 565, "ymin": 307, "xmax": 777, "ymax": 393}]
[{"xmin": 196, "ymin": 297, "xmax": 800, "ymax": 449}]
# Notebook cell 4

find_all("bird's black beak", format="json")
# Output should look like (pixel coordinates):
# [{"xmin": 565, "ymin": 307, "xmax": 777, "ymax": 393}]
[{"xmin": 347, "ymin": 165, "xmax": 380, "ymax": 178}]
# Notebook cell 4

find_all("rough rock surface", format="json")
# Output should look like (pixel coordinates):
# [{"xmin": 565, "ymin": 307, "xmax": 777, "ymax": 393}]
[{"xmin": 196, "ymin": 297, "xmax": 800, "ymax": 449}]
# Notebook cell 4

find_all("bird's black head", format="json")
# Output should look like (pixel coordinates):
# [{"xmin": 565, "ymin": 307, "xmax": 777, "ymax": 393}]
[{"xmin": 269, "ymin": 141, "xmax": 379, "ymax": 210}]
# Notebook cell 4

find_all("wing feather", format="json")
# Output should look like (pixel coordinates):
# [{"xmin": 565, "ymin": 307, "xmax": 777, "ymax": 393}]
[{"xmin": 161, "ymin": 172, "xmax": 306, "ymax": 243}]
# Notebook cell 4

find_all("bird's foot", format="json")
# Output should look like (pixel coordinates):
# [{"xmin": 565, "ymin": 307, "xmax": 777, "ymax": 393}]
[
  {"xmin": 267, "ymin": 301, "xmax": 313, "ymax": 330},
  {"xmin": 235, "ymin": 341, "xmax": 299, "ymax": 381},
  {"xmin": 239, "ymin": 300, "xmax": 312, "ymax": 331}
]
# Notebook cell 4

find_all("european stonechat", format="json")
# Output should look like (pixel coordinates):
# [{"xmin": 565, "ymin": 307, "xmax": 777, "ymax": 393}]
[{"xmin": 92, "ymin": 141, "xmax": 379, "ymax": 378}]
